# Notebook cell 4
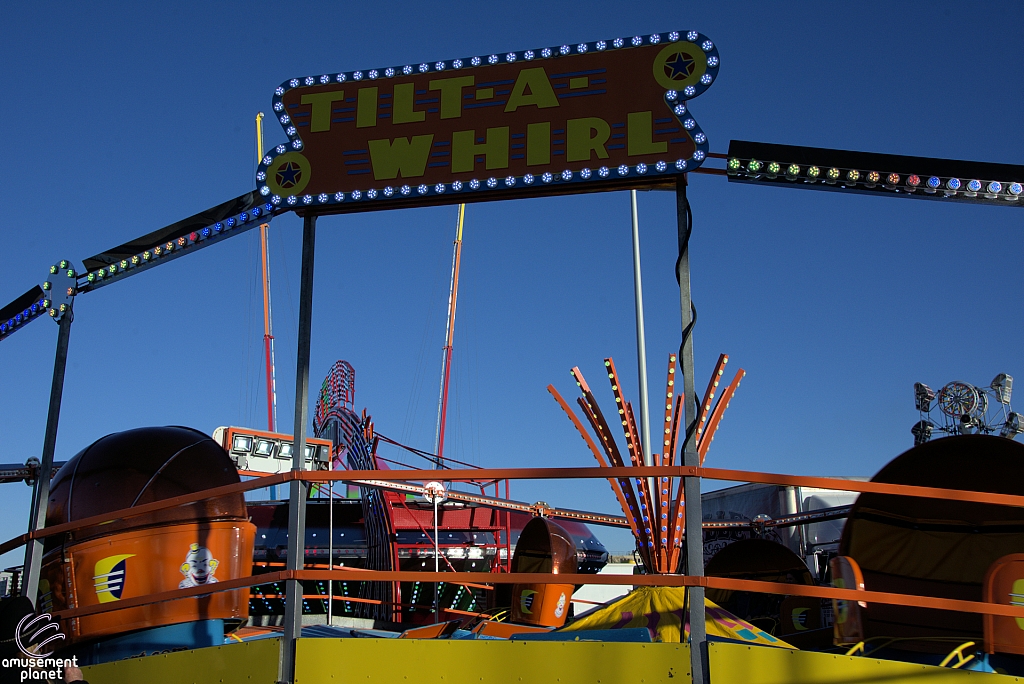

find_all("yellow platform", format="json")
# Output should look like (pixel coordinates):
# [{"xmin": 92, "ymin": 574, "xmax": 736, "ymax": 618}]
[{"xmin": 80, "ymin": 637, "xmax": 1019, "ymax": 684}]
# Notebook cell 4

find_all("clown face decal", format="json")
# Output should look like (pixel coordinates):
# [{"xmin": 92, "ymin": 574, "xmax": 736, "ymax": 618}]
[{"xmin": 179, "ymin": 543, "xmax": 220, "ymax": 588}]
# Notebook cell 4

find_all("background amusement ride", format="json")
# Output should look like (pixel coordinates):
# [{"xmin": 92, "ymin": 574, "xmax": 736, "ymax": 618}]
[{"xmin": 0, "ymin": 27, "xmax": 1023, "ymax": 684}]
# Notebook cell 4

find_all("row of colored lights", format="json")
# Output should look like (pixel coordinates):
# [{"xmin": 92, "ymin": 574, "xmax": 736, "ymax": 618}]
[
  {"xmin": 80, "ymin": 204, "xmax": 276, "ymax": 288},
  {"xmin": 260, "ymin": 156, "xmax": 705, "ymax": 209},
  {"xmin": 272, "ymin": 30, "xmax": 716, "ymax": 101},
  {"xmin": 0, "ymin": 297, "xmax": 52, "ymax": 339},
  {"xmin": 728, "ymin": 158, "xmax": 1023, "ymax": 199},
  {"xmin": 0, "ymin": 259, "xmax": 78, "ymax": 339}
]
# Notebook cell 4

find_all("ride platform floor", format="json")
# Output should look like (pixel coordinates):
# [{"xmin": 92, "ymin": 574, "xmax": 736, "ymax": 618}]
[{"xmin": 79, "ymin": 637, "xmax": 1019, "ymax": 684}]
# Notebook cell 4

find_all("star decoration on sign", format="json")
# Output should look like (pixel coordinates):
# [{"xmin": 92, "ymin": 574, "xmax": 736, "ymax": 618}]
[
  {"xmin": 277, "ymin": 162, "xmax": 302, "ymax": 188},
  {"xmin": 664, "ymin": 52, "xmax": 695, "ymax": 80}
]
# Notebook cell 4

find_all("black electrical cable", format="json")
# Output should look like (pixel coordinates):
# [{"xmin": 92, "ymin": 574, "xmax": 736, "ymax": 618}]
[{"xmin": 675, "ymin": 195, "xmax": 700, "ymax": 448}]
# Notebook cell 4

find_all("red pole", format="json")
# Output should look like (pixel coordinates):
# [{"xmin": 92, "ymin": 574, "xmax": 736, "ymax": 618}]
[
  {"xmin": 259, "ymin": 222, "xmax": 276, "ymax": 432},
  {"xmin": 436, "ymin": 345, "xmax": 454, "ymax": 466},
  {"xmin": 434, "ymin": 205, "xmax": 465, "ymax": 468}
]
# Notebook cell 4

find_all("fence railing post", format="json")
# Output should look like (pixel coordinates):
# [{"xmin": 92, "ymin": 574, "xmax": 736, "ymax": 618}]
[
  {"xmin": 279, "ymin": 213, "xmax": 316, "ymax": 684},
  {"xmin": 676, "ymin": 176, "xmax": 709, "ymax": 684},
  {"xmin": 22, "ymin": 308, "xmax": 73, "ymax": 606}
]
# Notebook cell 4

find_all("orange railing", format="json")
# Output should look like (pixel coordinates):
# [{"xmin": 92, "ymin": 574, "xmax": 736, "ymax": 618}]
[{"xmin": 7, "ymin": 465, "xmax": 1024, "ymax": 626}]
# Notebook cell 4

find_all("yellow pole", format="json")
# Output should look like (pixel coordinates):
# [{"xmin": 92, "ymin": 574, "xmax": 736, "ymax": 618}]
[
  {"xmin": 254, "ymin": 111, "xmax": 279, "ymax": 486},
  {"xmin": 256, "ymin": 112, "xmax": 265, "ymax": 160}
]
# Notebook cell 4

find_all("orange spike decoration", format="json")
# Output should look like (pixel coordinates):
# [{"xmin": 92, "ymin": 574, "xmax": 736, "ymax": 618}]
[{"xmin": 548, "ymin": 353, "xmax": 745, "ymax": 574}]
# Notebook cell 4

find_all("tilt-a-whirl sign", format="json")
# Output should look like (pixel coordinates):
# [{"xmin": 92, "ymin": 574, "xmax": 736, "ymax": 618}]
[{"xmin": 257, "ymin": 31, "xmax": 720, "ymax": 212}]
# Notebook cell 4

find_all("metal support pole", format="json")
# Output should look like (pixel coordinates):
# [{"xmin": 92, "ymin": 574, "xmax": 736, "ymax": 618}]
[
  {"xmin": 22, "ymin": 311, "xmax": 73, "ymax": 605},
  {"xmin": 327, "ymin": 479, "xmax": 333, "ymax": 626},
  {"xmin": 432, "ymin": 497, "xmax": 440, "ymax": 622},
  {"xmin": 629, "ymin": 190, "xmax": 654, "ymax": 495},
  {"xmin": 279, "ymin": 214, "xmax": 316, "ymax": 684},
  {"xmin": 675, "ymin": 177, "xmax": 708, "ymax": 684}
]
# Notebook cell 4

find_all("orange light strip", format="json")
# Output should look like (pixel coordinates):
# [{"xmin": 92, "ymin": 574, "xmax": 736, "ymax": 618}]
[
  {"xmin": 547, "ymin": 384, "xmax": 640, "ymax": 541},
  {"xmin": 665, "ymin": 353, "xmax": 687, "ymax": 574},
  {"xmin": 604, "ymin": 358, "xmax": 656, "ymax": 568},
  {"xmin": 695, "ymin": 354, "xmax": 728, "ymax": 440},
  {"xmin": 697, "ymin": 368, "xmax": 745, "ymax": 464},
  {"xmin": 571, "ymin": 366, "xmax": 651, "ymax": 559}
]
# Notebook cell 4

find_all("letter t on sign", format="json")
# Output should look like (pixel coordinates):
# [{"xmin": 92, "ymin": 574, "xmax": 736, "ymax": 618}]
[
  {"xmin": 429, "ymin": 76, "xmax": 475, "ymax": 119},
  {"xmin": 300, "ymin": 91, "xmax": 346, "ymax": 133}
]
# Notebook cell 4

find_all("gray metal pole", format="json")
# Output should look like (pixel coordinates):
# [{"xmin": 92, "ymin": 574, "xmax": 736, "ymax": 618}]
[
  {"xmin": 629, "ymin": 190, "xmax": 654, "ymax": 497},
  {"xmin": 327, "ymin": 479, "xmax": 333, "ymax": 626},
  {"xmin": 676, "ymin": 177, "xmax": 708, "ymax": 684},
  {"xmin": 22, "ymin": 310, "xmax": 73, "ymax": 605},
  {"xmin": 279, "ymin": 213, "xmax": 316, "ymax": 684},
  {"xmin": 432, "ymin": 497, "xmax": 439, "ymax": 622}
]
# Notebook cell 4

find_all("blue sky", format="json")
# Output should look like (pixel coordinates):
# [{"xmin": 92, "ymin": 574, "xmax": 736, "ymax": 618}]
[{"xmin": 0, "ymin": 3, "xmax": 1021, "ymax": 560}]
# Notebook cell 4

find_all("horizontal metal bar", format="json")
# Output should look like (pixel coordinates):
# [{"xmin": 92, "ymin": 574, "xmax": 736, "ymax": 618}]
[
  {"xmin": 726, "ymin": 140, "xmax": 1023, "ymax": 207},
  {"xmin": 81, "ymin": 192, "xmax": 268, "ymax": 272},
  {"xmin": 76, "ymin": 218, "xmax": 274, "ymax": 294},
  {"xmin": 335, "ymin": 476, "xmax": 630, "ymax": 527},
  {"xmin": 768, "ymin": 505, "xmax": 851, "ymax": 529},
  {"xmin": 0, "ymin": 462, "xmax": 64, "ymax": 484},
  {"xmin": 296, "ymin": 467, "xmax": 1024, "ymax": 509},
  {"xmin": 696, "ymin": 466, "xmax": 1024, "ymax": 507},
  {"xmin": 729, "ymin": 140, "xmax": 1024, "ymax": 182},
  {"xmin": 0, "ymin": 286, "xmax": 49, "ymax": 344},
  {"xmin": 292, "ymin": 177, "xmax": 680, "ymax": 220}
]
